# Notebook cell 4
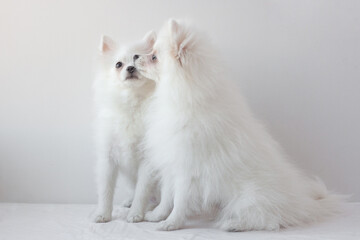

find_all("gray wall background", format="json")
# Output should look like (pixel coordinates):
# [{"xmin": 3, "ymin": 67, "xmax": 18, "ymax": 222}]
[{"xmin": 0, "ymin": 0, "xmax": 359, "ymax": 203}]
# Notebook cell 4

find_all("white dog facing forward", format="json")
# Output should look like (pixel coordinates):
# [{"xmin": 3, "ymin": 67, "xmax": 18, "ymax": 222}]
[
  {"xmin": 129, "ymin": 19, "xmax": 342, "ymax": 231},
  {"xmin": 93, "ymin": 32, "xmax": 156, "ymax": 223}
]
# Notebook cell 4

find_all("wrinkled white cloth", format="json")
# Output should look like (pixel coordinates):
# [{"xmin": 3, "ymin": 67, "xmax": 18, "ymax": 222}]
[{"xmin": 0, "ymin": 203, "xmax": 359, "ymax": 240}]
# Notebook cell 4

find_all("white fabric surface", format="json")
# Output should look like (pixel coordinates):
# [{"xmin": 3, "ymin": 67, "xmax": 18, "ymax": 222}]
[{"xmin": 0, "ymin": 203, "xmax": 359, "ymax": 240}]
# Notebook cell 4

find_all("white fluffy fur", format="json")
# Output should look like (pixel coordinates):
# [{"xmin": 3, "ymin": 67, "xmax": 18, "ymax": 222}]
[
  {"xmin": 93, "ymin": 32, "xmax": 156, "ymax": 223},
  {"xmin": 129, "ymin": 19, "xmax": 342, "ymax": 231}
]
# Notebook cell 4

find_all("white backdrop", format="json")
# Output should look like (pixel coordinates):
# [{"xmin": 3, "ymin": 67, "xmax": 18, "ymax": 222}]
[{"xmin": 0, "ymin": 0, "xmax": 359, "ymax": 203}]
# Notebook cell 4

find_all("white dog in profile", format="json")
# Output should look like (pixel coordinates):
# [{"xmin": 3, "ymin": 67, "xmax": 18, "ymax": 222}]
[
  {"xmin": 92, "ymin": 32, "xmax": 156, "ymax": 223},
  {"xmin": 128, "ymin": 19, "xmax": 341, "ymax": 231}
]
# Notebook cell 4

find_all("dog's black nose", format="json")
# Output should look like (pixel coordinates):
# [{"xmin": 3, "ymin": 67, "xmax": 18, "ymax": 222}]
[
  {"xmin": 133, "ymin": 55, "xmax": 139, "ymax": 61},
  {"xmin": 127, "ymin": 66, "xmax": 135, "ymax": 73}
]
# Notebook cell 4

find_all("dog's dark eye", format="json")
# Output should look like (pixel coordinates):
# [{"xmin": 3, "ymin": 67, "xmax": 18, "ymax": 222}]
[
  {"xmin": 152, "ymin": 55, "xmax": 157, "ymax": 61},
  {"xmin": 115, "ymin": 62, "xmax": 122, "ymax": 68}
]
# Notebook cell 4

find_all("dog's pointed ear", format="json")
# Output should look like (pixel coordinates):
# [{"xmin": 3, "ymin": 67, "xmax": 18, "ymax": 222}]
[
  {"xmin": 167, "ymin": 19, "xmax": 191, "ymax": 65},
  {"xmin": 143, "ymin": 30, "xmax": 157, "ymax": 49},
  {"xmin": 168, "ymin": 19, "xmax": 180, "ymax": 36},
  {"xmin": 99, "ymin": 35, "xmax": 116, "ymax": 54}
]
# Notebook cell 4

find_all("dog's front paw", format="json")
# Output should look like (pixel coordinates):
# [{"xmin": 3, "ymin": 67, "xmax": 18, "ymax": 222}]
[
  {"xmin": 157, "ymin": 220, "xmax": 181, "ymax": 231},
  {"xmin": 127, "ymin": 211, "xmax": 144, "ymax": 223},
  {"xmin": 93, "ymin": 213, "xmax": 111, "ymax": 223}
]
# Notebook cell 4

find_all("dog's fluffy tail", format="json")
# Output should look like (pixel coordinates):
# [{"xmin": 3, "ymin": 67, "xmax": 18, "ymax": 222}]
[{"xmin": 217, "ymin": 176, "xmax": 345, "ymax": 231}]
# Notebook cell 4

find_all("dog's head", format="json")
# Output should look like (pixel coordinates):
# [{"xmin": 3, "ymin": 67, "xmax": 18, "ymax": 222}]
[
  {"xmin": 134, "ymin": 19, "xmax": 206, "ymax": 83},
  {"xmin": 98, "ymin": 31, "xmax": 156, "ymax": 88}
]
